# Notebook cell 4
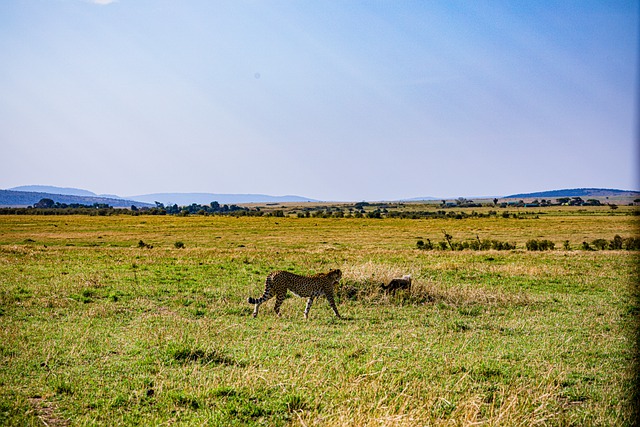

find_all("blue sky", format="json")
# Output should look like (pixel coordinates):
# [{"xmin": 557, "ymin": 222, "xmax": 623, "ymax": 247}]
[{"xmin": 1, "ymin": 0, "xmax": 637, "ymax": 201}]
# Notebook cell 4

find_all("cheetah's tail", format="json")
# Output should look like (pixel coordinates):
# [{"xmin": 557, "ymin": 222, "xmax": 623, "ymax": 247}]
[
  {"xmin": 247, "ymin": 292, "xmax": 271, "ymax": 305},
  {"xmin": 247, "ymin": 276, "xmax": 273, "ymax": 305}
]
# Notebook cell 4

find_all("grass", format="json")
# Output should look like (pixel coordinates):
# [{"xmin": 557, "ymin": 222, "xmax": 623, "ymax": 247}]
[{"xmin": 0, "ymin": 208, "xmax": 637, "ymax": 425}]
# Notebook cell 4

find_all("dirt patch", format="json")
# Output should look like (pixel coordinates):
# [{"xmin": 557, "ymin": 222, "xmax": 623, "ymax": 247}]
[{"xmin": 28, "ymin": 397, "xmax": 69, "ymax": 427}]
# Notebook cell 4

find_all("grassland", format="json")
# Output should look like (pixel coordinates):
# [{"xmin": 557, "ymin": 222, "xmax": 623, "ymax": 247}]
[{"xmin": 0, "ymin": 206, "xmax": 638, "ymax": 426}]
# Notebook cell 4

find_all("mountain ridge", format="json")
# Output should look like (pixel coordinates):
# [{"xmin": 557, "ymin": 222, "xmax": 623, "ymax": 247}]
[
  {"xmin": 0, "ymin": 190, "xmax": 152, "ymax": 208},
  {"xmin": 128, "ymin": 192, "xmax": 317, "ymax": 206},
  {"xmin": 2, "ymin": 186, "xmax": 638, "ymax": 207},
  {"xmin": 3, "ymin": 186, "xmax": 318, "ymax": 206},
  {"xmin": 505, "ymin": 188, "xmax": 640, "ymax": 199},
  {"xmin": 10, "ymin": 185, "xmax": 100, "ymax": 197}
]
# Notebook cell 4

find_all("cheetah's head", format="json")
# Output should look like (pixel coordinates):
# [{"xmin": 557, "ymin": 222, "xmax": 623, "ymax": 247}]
[{"xmin": 328, "ymin": 269, "xmax": 342, "ymax": 283}]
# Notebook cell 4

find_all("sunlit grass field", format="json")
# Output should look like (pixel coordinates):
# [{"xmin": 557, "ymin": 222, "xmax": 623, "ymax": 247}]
[{"xmin": 0, "ymin": 207, "xmax": 637, "ymax": 426}]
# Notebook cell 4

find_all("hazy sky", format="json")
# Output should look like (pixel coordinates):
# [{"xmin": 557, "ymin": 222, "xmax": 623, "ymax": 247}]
[{"xmin": 1, "ymin": 1, "xmax": 638, "ymax": 201}]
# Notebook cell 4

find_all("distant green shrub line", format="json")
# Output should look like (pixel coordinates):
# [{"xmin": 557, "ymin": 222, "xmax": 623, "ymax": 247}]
[
  {"xmin": 0, "ymin": 205, "xmax": 260, "ymax": 217},
  {"xmin": 0, "ymin": 206, "xmax": 537, "ymax": 219},
  {"xmin": 0, "ymin": 206, "xmax": 130, "ymax": 216},
  {"xmin": 580, "ymin": 235, "xmax": 640, "ymax": 251},
  {"xmin": 1, "ymin": 197, "xmax": 637, "ymax": 219},
  {"xmin": 416, "ymin": 234, "xmax": 640, "ymax": 251},
  {"xmin": 296, "ymin": 209, "xmax": 543, "ymax": 220},
  {"xmin": 417, "ymin": 232, "xmax": 517, "ymax": 251}
]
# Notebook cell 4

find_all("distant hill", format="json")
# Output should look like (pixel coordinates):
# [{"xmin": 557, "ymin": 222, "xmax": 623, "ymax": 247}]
[
  {"xmin": 0, "ymin": 190, "xmax": 152, "ymax": 208},
  {"xmin": 3, "ymin": 185, "xmax": 318, "ymax": 206},
  {"xmin": 399, "ymin": 196, "xmax": 440, "ymax": 202},
  {"xmin": 128, "ymin": 193, "xmax": 318, "ymax": 205},
  {"xmin": 505, "ymin": 188, "xmax": 640, "ymax": 199},
  {"xmin": 9, "ymin": 185, "xmax": 100, "ymax": 197}
]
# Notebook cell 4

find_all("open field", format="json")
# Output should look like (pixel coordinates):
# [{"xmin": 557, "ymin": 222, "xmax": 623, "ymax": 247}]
[{"xmin": 0, "ymin": 207, "xmax": 638, "ymax": 426}]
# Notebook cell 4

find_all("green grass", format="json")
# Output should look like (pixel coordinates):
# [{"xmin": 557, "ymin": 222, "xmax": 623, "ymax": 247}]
[{"xmin": 0, "ymin": 210, "xmax": 637, "ymax": 425}]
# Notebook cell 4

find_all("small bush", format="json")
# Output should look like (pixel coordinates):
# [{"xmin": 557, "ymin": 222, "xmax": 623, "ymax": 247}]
[
  {"xmin": 623, "ymin": 237, "xmax": 640, "ymax": 250},
  {"xmin": 138, "ymin": 240, "xmax": 153, "ymax": 249},
  {"xmin": 591, "ymin": 239, "xmax": 608, "ymax": 250},
  {"xmin": 174, "ymin": 241, "xmax": 185, "ymax": 249},
  {"xmin": 610, "ymin": 235, "xmax": 623, "ymax": 250},
  {"xmin": 491, "ymin": 240, "xmax": 516, "ymax": 250},
  {"xmin": 417, "ymin": 238, "xmax": 433, "ymax": 250},
  {"xmin": 526, "ymin": 239, "xmax": 554, "ymax": 251}
]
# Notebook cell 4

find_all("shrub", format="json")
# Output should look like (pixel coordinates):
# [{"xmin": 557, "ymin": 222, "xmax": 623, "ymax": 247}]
[
  {"xmin": 591, "ymin": 239, "xmax": 608, "ymax": 250},
  {"xmin": 624, "ymin": 237, "xmax": 640, "ymax": 250},
  {"xmin": 610, "ymin": 235, "xmax": 623, "ymax": 250},
  {"xmin": 174, "ymin": 241, "xmax": 185, "ymax": 249},
  {"xmin": 492, "ymin": 240, "xmax": 516, "ymax": 250},
  {"xmin": 526, "ymin": 239, "xmax": 554, "ymax": 251},
  {"xmin": 138, "ymin": 240, "xmax": 153, "ymax": 249},
  {"xmin": 480, "ymin": 239, "xmax": 493, "ymax": 250}
]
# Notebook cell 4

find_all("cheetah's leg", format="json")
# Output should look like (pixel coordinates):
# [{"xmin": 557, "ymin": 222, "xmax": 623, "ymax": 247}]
[
  {"xmin": 326, "ymin": 292, "xmax": 341, "ymax": 318},
  {"xmin": 252, "ymin": 300, "xmax": 264, "ymax": 318},
  {"xmin": 273, "ymin": 292, "xmax": 285, "ymax": 317},
  {"xmin": 304, "ymin": 297, "xmax": 315, "ymax": 319}
]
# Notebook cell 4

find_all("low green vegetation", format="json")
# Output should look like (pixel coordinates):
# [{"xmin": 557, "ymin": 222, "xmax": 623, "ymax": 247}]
[{"xmin": 0, "ymin": 206, "xmax": 637, "ymax": 425}]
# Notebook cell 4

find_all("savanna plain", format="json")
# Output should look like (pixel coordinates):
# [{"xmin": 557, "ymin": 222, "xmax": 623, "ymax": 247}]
[{"xmin": 0, "ymin": 205, "xmax": 638, "ymax": 426}]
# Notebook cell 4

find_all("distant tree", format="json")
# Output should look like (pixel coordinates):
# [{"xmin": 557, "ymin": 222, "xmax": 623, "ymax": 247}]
[
  {"xmin": 166, "ymin": 204, "xmax": 180, "ymax": 214},
  {"xmin": 611, "ymin": 235, "xmax": 623, "ymax": 250},
  {"xmin": 34, "ymin": 198, "xmax": 55, "ymax": 208},
  {"xmin": 493, "ymin": 198, "xmax": 498, "ymax": 206},
  {"xmin": 442, "ymin": 230, "xmax": 454, "ymax": 250}
]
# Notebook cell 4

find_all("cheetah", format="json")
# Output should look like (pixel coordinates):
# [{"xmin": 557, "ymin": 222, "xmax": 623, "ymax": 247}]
[
  {"xmin": 381, "ymin": 275, "xmax": 412, "ymax": 294},
  {"xmin": 247, "ymin": 269, "xmax": 342, "ymax": 319}
]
